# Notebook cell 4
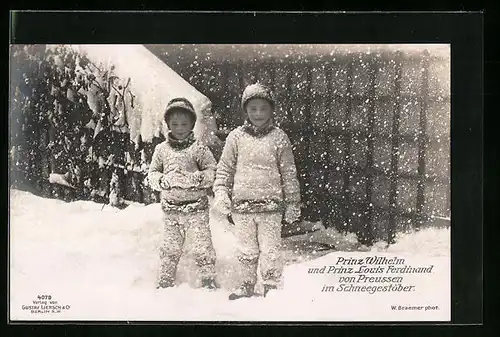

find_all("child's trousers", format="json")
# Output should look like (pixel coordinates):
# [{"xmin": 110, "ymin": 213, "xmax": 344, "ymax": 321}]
[
  {"xmin": 231, "ymin": 212, "xmax": 283, "ymax": 287},
  {"xmin": 158, "ymin": 209, "xmax": 216, "ymax": 287}
]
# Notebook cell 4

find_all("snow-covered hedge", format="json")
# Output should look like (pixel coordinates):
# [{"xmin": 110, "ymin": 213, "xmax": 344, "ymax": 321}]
[{"xmin": 10, "ymin": 45, "xmax": 164, "ymax": 206}]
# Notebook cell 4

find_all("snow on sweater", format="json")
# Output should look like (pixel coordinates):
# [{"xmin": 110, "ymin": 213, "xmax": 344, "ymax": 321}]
[
  {"xmin": 148, "ymin": 139, "xmax": 216, "ymax": 212},
  {"xmin": 214, "ymin": 126, "xmax": 301, "ymax": 213}
]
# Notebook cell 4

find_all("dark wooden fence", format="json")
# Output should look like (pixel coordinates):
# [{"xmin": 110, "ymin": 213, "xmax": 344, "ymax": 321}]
[
  {"xmin": 10, "ymin": 45, "xmax": 450, "ymax": 244},
  {"xmin": 167, "ymin": 50, "xmax": 450, "ymax": 244}
]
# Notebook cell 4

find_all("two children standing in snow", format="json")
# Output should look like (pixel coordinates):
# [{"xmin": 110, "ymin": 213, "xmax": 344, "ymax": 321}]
[{"xmin": 148, "ymin": 84, "xmax": 301, "ymax": 299}]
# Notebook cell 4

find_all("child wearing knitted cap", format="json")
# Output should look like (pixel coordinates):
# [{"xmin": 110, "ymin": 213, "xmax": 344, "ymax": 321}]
[
  {"xmin": 148, "ymin": 97, "xmax": 218, "ymax": 290},
  {"xmin": 213, "ymin": 83, "xmax": 301, "ymax": 300}
]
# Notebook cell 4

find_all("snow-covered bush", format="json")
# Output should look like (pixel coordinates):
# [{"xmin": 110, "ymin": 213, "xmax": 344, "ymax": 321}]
[{"xmin": 10, "ymin": 45, "xmax": 161, "ymax": 206}]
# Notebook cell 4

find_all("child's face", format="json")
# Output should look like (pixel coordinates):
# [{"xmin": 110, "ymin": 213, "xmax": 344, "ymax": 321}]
[
  {"xmin": 168, "ymin": 111, "xmax": 194, "ymax": 140},
  {"xmin": 246, "ymin": 98, "xmax": 273, "ymax": 127}
]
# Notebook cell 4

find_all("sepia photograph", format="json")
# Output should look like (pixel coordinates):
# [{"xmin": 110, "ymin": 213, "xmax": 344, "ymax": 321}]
[{"xmin": 9, "ymin": 42, "xmax": 451, "ymax": 321}]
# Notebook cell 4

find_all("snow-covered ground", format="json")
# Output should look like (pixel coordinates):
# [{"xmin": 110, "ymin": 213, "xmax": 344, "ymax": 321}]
[{"xmin": 9, "ymin": 189, "xmax": 450, "ymax": 321}]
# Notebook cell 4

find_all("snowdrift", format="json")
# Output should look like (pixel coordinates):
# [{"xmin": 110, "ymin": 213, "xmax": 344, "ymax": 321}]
[
  {"xmin": 9, "ymin": 189, "xmax": 450, "ymax": 321},
  {"xmin": 67, "ymin": 44, "xmax": 221, "ymax": 146}
]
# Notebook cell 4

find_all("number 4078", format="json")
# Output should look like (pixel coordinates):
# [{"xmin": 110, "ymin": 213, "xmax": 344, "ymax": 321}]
[{"xmin": 37, "ymin": 295, "xmax": 52, "ymax": 300}]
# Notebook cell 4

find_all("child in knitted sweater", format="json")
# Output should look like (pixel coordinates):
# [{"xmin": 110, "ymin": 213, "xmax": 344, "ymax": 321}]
[
  {"xmin": 213, "ymin": 83, "xmax": 301, "ymax": 299},
  {"xmin": 148, "ymin": 98, "xmax": 218, "ymax": 290}
]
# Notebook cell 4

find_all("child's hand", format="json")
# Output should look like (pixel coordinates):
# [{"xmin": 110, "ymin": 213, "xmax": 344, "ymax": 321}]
[
  {"xmin": 190, "ymin": 171, "xmax": 205, "ymax": 185},
  {"xmin": 284, "ymin": 203, "xmax": 301, "ymax": 224},
  {"xmin": 163, "ymin": 168, "xmax": 187, "ymax": 188},
  {"xmin": 159, "ymin": 175, "xmax": 170, "ymax": 189},
  {"xmin": 213, "ymin": 190, "xmax": 231, "ymax": 216},
  {"xmin": 166, "ymin": 171, "xmax": 202, "ymax": 189},
  {"xmin": 178, "ymin": 171, "xmax": 204, "ymax": 189}
]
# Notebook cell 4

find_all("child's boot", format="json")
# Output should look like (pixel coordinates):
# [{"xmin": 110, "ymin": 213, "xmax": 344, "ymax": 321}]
[
  {"xmin": 157, "ymin": 277, "xmax": 175, "ymax": 289},
  {"xmin": 228, "ymin": 281, "xmax": 255, "ymax": 300},
  {"xmin": 201, "ymin": 277, "xmax": 218, "ymax": 290},
  {"xmin": 263, "ymin": 284, "xmax": 277, "ymax": 297}
]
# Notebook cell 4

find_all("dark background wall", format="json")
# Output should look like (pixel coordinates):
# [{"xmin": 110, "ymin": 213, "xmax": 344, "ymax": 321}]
[{"xmin": 149, "ymin": 44, "xmax": 451, "ymax": 244}]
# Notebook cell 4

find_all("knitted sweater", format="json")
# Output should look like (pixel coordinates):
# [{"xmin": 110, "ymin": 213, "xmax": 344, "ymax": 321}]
[
  {"xmin": 214, "ymin": 126, "xmax": 301, "ymax": 213},
  {"xmin": 148, "ymin": 140, "xmax": 217, "ymax": 212}
]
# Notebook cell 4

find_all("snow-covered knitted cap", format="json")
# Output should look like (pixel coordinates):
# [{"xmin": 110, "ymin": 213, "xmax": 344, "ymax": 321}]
[
  {"xmin": 241, "ymin": 83, "xmax": 275, "ymax": 111},
  {"xmin": 164, "ymin": 97, "xmax": 197, "ymax": 126}
]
